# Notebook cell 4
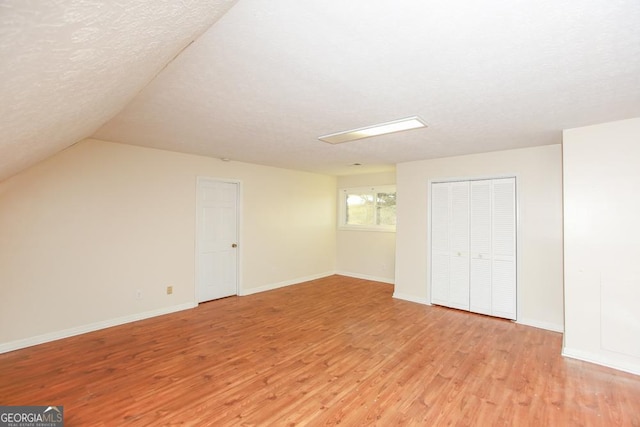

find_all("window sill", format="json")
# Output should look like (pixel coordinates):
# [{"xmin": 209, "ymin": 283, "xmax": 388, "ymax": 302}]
[{"xmin": 338, "ymin": 226, "xmax": 396, "ymax": 233}]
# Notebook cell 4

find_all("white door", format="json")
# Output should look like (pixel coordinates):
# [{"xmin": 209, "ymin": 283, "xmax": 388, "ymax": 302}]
[
  {"xmin": 196, "ymin": 178, "xmax": 239, "ymax": 302},
  {"xmin": 430, "ymin": 177, "xmax": 517, "ymax": 320},
  {"xmin": 491, "ymin": 178, "xmax": 516, "ymax": 319},
  {"xmin": 431, "ymin": 182, "xmax": 470, "ymax": 310},
  {"xmin": 470, "ymin": 180, "xmax": 492, "ymax": 315},
  {"xmin": 449, "ymin": 181, "xmax": 470, "ymax": 310},
  {"xmin": 430, "ymin": 182, "xmax": 451, "ymax": 306}
]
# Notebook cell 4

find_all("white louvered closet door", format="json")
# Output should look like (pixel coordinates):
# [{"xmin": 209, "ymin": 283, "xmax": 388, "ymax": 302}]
[
  {"xmin": 470, "ymin": 180, "xmax": 492, "ymax": 315},
  {"xmin": 449, "ymin": 182, "xmax": 470, "ymax": 310},
  {"xmin": 430, "ymin": 183, "xmax": 450, "ymax": 306},
  {"xmin": 430, "ymin": 177, "xmax": 516, "ymax": 320},
  {"xmin": 491, "ymin": 178, "xmax": 516, "ymax": 319}
]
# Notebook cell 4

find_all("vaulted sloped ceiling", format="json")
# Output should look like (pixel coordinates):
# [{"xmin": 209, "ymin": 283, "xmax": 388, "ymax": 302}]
[
  {"xmin": 0, "ymin": 0, "xmax": 237, "ymax": 182},
  {"xmin": 94, "ymin": 0, "xmax": 640, "ymax": 175},
  {"xmin": 2, "ymin": 0, "xmax": 640, "ymax": 179}
]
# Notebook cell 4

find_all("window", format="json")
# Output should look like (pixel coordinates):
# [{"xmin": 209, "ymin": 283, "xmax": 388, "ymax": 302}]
[{"xmin": 338, "ymin": 186, "xmax": 396, "ymax": 231}]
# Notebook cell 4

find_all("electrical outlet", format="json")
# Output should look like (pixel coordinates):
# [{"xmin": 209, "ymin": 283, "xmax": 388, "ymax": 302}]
[
  {"xmin": 136, "ymin": 289, "xmax": 142, "ymax": 300},
  {"xmin": 166, "ymin": 285, "xmax": 173, "ymax": 295}
]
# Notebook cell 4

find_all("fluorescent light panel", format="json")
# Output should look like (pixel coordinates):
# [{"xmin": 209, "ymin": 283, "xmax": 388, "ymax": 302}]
[{"xmin": 319, "ymin": 116, "xmax": 426, "ymax": 144}]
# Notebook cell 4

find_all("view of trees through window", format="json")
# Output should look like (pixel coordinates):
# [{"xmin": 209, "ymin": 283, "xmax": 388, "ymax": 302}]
[
  {"xmin": 376, "ymin": 192, "xmax": 396, "ymax": 226},
  {"xmin": 345, "ymin": 191, "xmax": 396, "ymax": 227}
]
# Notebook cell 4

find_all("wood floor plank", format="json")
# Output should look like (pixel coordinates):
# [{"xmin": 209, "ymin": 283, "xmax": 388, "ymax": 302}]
[{"xmin": 2, "ymin": 275, "xmax": 640, "ymax": 426}]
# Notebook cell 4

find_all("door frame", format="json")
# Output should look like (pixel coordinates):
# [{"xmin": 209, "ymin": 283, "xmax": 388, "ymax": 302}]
[{"xmin": 195, "ymin": 176, "xmax": 243, "ymax": 303}]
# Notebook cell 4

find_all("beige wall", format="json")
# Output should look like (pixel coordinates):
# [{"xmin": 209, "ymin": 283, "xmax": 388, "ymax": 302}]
[
  {"xmin": 336, "ymin": 172, "xmax": 396, "ymax": 283},
  {"xmin": 395, "ymin": 145, "xmax": 564, "ymax": 332},
  {"xmin": 563, "ymin": 117, "xmax": 640, "ymax": 375},
  {"xmin": 0, "ymin": 139, "xmax": 336, "ymax": 350}
]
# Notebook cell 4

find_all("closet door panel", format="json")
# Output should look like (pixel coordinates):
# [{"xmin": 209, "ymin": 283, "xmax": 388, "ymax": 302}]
[
  {"xmin": 431, "ymin": 183, "xmax": 450, "ymax": 253},
  {"xmin": 470, "ymin": 258, "xmax": 491, "ymax": 315},
  {"xmin": 492, "ymin": 259, "xmax": 516, "ymax": 319},
  {"xmin": 450, "ymin": 182, "xmax": 470, "ymax": 252},
  {"xmin": 449, "ymin": 182, "xmax": 470, "ymax": 309},
  {"xmin": 470, "ymin": 180, "xmax": 491, "ymax": 315},
  {"xmin": 430, "ymin": 183, "xmax": 450, "ymax": 306},
  {"xmin": 470, "ymin": 180, "xmax": 491, "ymax": 255},
  {"xmin": 491, "ymin": 178, "xmax": 516, "ymax": 319},
  {"xmin": 450, "ymin": 255, "xmax": 470, "ymax": 309},
  {"xmin": 431, "ymin": 254, "xmax": 450, "ymax": 304},
  {"xmin": 492, "ymin": 178, "xmax": 516, "ymax": 258}
]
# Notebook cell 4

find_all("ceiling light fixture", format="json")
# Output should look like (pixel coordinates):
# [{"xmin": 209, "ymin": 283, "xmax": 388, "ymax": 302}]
[{"xmin": 319, "ymin": 116, "xmax": 427, "ymax": 144}]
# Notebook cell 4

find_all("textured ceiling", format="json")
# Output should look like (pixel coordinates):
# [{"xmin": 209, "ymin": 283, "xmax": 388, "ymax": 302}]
[
  {"xmin": 3, "ymin": 1, "xmax": 640, "ymax": 179},
  {"xmin": 0, "ymin": 0, "xmax": 237, "ymax": 182},
  {"xmin": 94, "ymin": 0, "xmax": 640, "ymax": 175}
]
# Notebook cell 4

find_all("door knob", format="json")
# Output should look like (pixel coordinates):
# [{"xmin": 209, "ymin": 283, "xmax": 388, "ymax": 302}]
[{"xmin": 231, "ymin": 243, "xmax": 237, "ymax": 248}]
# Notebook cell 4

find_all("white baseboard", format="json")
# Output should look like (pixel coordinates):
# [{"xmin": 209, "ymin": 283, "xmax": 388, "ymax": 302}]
[
  {"xmin": 392, "ymin": 292, "xmax": 430, "ymax": 305},
  {"xmin": 562, "ymin": 347, "xmax": 640, "ymax": 376},
  {"xmin": 239, "ymin": 271, "xmax": 336, "ymax": 296},
  {"xmin": 335, "ymin": 271, "xmax": 394, "ymax": 284},
  {"xmin": 517, "ymin": 318, "xmax": 564, "ymax": 333},
  {"xmin": 0, "ymin": 302, "xmax": 197, "ymax": 355}
]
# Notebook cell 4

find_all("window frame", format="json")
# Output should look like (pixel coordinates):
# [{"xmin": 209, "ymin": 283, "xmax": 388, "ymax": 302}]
[{"xmin": 338, "ymin": 185, "xmax": 397, "ymax": 232}]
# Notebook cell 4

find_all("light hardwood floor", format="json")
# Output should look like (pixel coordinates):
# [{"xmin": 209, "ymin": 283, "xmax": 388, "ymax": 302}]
[{"xmin": 1, "ymin": 275, "xmax": 639, "ymax": 426}]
